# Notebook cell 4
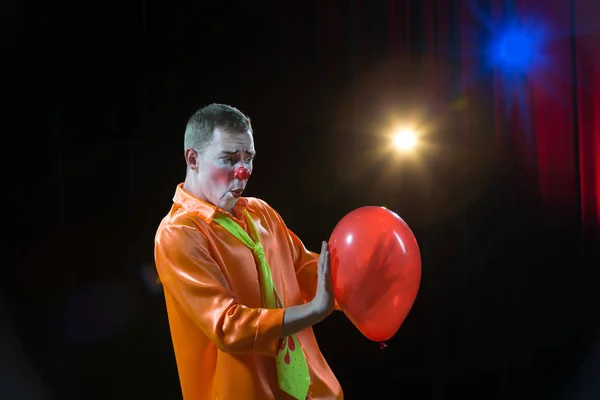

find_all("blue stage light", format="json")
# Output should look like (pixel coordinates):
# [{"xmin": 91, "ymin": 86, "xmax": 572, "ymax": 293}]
[{"xmin": 489, "ymin": 22, "xmax": 548, "ymax": 75}]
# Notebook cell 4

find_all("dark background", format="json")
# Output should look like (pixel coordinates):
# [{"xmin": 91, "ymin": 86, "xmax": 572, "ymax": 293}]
[{"xmin": 2, "ymin": 0, "xmax": 600, "ymax": 399}]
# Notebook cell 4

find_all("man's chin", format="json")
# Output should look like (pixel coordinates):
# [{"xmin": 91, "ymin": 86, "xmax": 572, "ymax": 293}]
[{"xmin": 218, "ymin": 195, "xmax": 239, "ymax": 212}]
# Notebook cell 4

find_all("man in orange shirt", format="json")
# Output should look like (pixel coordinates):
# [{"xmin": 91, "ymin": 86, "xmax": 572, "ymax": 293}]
[{"xmin": 154, "ymin": 104, "xmax": 343, "ymax": 399}]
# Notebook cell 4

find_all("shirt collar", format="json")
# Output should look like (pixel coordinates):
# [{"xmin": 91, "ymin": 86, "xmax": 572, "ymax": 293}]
[{"xmin": 173, "ymin": 183, "xmax": 248, "ymax": 223}]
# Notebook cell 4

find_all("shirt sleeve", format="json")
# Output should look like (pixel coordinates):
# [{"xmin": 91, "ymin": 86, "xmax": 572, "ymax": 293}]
[
  {"xmin": 286, "ymin": 228, "xmax": 342, "ymax": 311},
  {"xmin": 154, "ymin": 222, "xmax": 285, "ymax": 356},
  {"xmin": 261, "ymin": 201, "xmax": 342, "ymax": 311}
]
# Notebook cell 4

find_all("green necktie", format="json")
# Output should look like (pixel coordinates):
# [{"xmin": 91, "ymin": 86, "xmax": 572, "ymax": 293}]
[{"xmin": 212, "ymin": 209, "xmax": 311, "ymax": 400}]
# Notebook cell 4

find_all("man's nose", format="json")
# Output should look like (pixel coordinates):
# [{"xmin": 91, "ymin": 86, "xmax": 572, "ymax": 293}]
[{"xmin": 234, "ymin": 166, "xmax": 251, "ymax": 180}]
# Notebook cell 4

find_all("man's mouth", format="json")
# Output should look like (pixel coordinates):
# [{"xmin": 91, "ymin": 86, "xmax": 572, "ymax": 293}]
[{"xmin": 231, "ymin": 189, "xmax": 243, "ymax": 198}]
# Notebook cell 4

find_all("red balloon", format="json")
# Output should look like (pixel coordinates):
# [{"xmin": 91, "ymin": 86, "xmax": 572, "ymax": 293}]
[{"xmin": 329, "ymin": 206, "xmax": 421, "ymax": 342}]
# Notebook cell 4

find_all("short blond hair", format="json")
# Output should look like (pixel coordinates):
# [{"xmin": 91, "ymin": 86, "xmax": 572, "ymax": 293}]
[{"xmin": 184, "ymin": 103, "xmax": 252, "ymax": 153}]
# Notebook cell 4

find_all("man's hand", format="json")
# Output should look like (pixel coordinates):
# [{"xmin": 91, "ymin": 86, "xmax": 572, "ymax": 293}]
[
  {"xmin": 280, "ymin": 241, "xmax": 335, "ymax": 337},
  {"xmin": 311, "ymin": 241, "xmax": 334, "ymax": 320}
]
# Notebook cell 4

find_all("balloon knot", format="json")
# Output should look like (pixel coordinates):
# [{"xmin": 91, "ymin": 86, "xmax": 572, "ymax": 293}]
[{"xmin": 379, "ymin": 342, "xmax": 388, "ymax": 350}]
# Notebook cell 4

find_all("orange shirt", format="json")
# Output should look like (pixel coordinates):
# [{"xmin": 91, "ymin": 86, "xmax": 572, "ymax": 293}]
[{"xmin": 154, "ymin": 184, "xmax": 343, "ymax": 400}]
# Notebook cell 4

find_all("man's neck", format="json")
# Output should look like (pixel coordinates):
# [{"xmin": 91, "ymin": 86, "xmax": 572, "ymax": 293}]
[{"xmin": 183, "ymin": 175, "xmax": 203, "ymax": 201}]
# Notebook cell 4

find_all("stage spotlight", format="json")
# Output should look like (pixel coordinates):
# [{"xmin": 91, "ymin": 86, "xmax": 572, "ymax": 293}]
[
  {"xmin": 489, "ymin": 21, "xmax": 548, "ymax": 74},
  {"xmin": 392, "ymin": 128, "xmax": 417, "ymax": 151}
]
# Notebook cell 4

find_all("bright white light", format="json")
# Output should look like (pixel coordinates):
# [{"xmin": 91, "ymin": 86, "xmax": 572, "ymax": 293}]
[{"xmin": 392, "ymin": 129, "xmax": 417, "ymax": 150}]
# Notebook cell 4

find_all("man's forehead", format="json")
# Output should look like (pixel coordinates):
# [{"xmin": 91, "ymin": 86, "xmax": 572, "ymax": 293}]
[
  {"xmin": 214, "ymin": 126, "xmax": 252, "ymax": 138},
  {"xmin": 211, "ymin": 129, "xmax": 255, "ymax": 154}
]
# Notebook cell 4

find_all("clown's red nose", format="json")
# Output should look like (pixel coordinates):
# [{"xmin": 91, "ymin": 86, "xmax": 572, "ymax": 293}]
[{"xmin": 234, "ymin": 167, "xmax": 251, "ymax": 180}]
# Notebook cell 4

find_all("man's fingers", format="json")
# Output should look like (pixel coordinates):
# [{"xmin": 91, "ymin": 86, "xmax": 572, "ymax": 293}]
[
  {"xmin": 324, "ymin": 251, "xmax": 331, "ymax": 282},
  {"xmin": 318, "ymin": 241, "xmax": 327, "ymax": 275}
]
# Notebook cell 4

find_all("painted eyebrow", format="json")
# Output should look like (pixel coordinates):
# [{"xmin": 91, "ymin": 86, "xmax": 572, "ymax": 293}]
[{"xmin": 219, "ymin": 150, "xmax": 256, "ymax": 156}]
